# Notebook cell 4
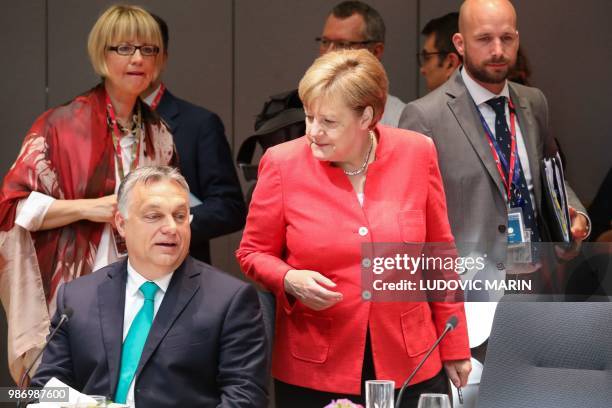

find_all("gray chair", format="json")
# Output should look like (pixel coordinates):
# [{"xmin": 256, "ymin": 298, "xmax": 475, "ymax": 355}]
[{"xmin": 477, "ymin": 296, "xmax": 612, "ymax": 408}]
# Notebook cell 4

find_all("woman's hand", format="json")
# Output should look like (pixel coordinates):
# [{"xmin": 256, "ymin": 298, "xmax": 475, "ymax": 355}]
[
  {"xmin": 443, "ymin": 359, "xmax": 472, "ymax": 388},
  {"xmin": 284, "ymin": 269, "xmax": 343, "ymax": 311},
  {"xmin": 39, "ymin": 194, "xmax": 118, "ymax": 230},
  {"xmin": 81, "ymin": 194, "xmax": 118, "ymax": 224}
]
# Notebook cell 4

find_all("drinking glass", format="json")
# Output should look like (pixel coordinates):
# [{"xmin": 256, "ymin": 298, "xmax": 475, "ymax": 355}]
[
  {"xmin": 365, "ymin": 380, "xmax": 394, "ymax": 408},
  {"xmin": 416, "ymin": 393, "xmax": 451, "ymax": 408},
  {"xmin": 74, "ymin": 394, "xmax": 107, "ymax": 407},
  {"xmin": 90, "ymin": 395, "xmax": 107, "ymax": 407}
]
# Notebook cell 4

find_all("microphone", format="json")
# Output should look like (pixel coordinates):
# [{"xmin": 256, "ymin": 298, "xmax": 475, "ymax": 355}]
[
  {"xmin": 17, "ymin": 307, "xmax": 73, "ymax": 408},
  {"xmin": 395, "ymin": 315, "xmax": 458, "ymax": 408}
]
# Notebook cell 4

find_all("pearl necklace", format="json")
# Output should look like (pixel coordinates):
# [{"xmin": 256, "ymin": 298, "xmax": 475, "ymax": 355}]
[{"xmin": 343, "ymin": 130, "xmax": 375, "ymax": 176}]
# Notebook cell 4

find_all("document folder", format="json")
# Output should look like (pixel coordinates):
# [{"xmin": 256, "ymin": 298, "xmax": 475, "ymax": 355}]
[{"xmin": 541, "ymin": 152, "xmax": 571, "ymax": 243}]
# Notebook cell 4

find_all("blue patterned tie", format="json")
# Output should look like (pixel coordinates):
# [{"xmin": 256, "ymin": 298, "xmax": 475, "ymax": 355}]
[
  {"xmin": 115, "ymin": 281, "xmax": 159, "ymax": 404},
  {"xmin": 486, "ymin": 97, "xmax": 541, "ymax": 244}
]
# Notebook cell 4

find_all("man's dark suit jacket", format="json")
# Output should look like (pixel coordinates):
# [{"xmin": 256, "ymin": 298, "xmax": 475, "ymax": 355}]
[
  {"xmin": 157, "ymin": 90, "xmax": 246, "ymax": 263},
  {"xmin": 31, "ymin": 257, "xmax": 269, "ymax": 408}
]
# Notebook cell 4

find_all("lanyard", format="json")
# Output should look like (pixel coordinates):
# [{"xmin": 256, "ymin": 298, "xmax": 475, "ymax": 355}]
[
  {"xmin": 477, "ymin": 98, "xmax": 518, "ymax": 202},
  {"xmin": 149, "ymin": 82, "xmax": 166, "ymax": 111},
  {"xmin": 106, "ymin": 93, "xmax": 142, "ymax": 181}
]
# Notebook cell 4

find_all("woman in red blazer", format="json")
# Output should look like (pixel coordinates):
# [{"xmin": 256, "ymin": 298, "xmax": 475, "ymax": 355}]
[{"xmin": 237, "ymin": 49, "xmax": 471, "ymax": 407}]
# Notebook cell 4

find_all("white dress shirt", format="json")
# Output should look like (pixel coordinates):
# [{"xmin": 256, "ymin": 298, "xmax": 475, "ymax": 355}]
[
  {"xmin": 461, "ymin": 67, "xmax": 537, "ymax": 212},
  {"xmin": 142, "ymin": 84, "xmax": 161, "ymax": 106},
  {"xmin": 356, "ymin": 192, "xmax": 364, "ymax": 207},
  {"xmin": 122, "ymin": 260, "xmax": 174, "ymax": 407},
  {"xmin": 380, "ymin": 94, "xmax": 406, "ymax": 127}
]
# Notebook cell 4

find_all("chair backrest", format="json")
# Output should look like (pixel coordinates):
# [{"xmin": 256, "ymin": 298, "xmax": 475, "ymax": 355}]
[{"xmin": 477, "ymin": 296, "xmax": 612, "ymax": 408}]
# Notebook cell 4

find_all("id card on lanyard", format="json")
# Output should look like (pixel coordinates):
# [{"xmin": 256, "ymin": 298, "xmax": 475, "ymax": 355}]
[{"xmin": 476, "ymin": 98, "xmax": 528, "ymax": 248}]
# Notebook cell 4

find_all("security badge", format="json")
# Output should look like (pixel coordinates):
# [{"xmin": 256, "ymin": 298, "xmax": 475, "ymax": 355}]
[{"xmin": 507, "ymin": 207, "xmax": 532, "ymax": 263}]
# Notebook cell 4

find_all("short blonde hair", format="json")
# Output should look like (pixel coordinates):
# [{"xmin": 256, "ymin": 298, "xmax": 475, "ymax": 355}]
[
  {"xmin": 87, "ymin": 5, "xmax": 163, "ymax": 77},
  {"xmin": 298, "ymin": 49, "xmax": 388, "ymax": 125}
]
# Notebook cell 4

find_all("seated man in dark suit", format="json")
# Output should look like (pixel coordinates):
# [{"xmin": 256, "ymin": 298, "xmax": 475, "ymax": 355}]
[
  {"xmin": 142, "ymin": 14, "xmax": 246, "ymax": 264},
  {"xmin": 31, "ymin": 166, "xmax": 268, "ymax": 408}
]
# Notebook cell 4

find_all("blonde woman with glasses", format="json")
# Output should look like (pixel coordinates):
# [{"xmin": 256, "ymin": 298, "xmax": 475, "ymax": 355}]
[{"xmin": 0, "ymin": 4, "xmax": 175, "ymax": 383}]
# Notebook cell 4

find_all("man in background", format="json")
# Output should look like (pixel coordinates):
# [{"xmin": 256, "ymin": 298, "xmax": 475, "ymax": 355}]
[
  {"xmin": 399, "ymin": 0, "xmax": 590, "ymax": 367},
  {"xmin": 418, "ymin": 12, "xmax": 462, "ymax": 92},
  {"xmin": 399, "ymin": 0, "xmax": 590, "ymax": 403},
  {"xmin": 400, "ymin": 0, "xmax": 590, "ymax": 292},
  {"xmin": 318, "ymin": 1, "xmax": 405, "ymax": 126},
  {"xmin": 142, "ymin": 14, "xmax": 246, "ymax": 264}
]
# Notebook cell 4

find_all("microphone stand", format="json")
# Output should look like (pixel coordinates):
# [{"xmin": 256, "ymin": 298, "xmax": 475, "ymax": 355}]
[
  {"xmin": 395, "ymin": 318, "xmax": 457, "ymax": 408},
  {"xmin": 17, "ymin": 311, "xmax": 71, "ymax": 408}
]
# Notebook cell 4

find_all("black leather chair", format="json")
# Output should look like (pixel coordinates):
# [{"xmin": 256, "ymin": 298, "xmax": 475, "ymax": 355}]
[{"xmin": 477, "ymin": 296, "xmax": 612, "ymax": 407}]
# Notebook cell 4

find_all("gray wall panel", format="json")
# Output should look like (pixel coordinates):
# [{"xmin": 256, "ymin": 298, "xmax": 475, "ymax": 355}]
[
  {"xmin": 514, "ymin": 0, "xmax": 612, "ymax": 203},
  {"xmin": 0, "ymin": 0, "xmax": 46, "ymax": 389},
  {"xmin": 47, "ymin": 1, "xmax": 105, "ymax": 106},
  {"xmin": 0, "ymin": 1, "xmax": 46, "ymax": 176},
  {"xmin": 373, "ymin": 0, "xmax": 419, "ymax": 104},
  {"xmin": 146, "ymin": 1, "xmax": 233, "ymax": 136}
]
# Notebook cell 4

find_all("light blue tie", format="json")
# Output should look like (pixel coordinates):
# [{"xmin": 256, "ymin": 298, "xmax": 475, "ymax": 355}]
[{"xmin": 115, "ymin": 281, "xmax": 159, "ymax": 404}]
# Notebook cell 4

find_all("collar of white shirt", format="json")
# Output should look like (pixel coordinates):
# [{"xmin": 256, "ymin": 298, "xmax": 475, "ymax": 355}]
[
  {"xmin": 126, "ymin": 260, "xmax": 173, "ymax": 297},
  {"xmin": 142, "ymin": 83, "xmax": 162, "ymax": 107},
  {"xmin": 461, "ymin": 66, "xmax": 510, "ymax": 107}
]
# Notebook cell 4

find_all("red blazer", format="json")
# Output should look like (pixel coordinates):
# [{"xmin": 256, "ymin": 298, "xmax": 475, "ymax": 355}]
[{"xmin": 237, "ymin": 125, "xmax": 470, "ymax": 394}]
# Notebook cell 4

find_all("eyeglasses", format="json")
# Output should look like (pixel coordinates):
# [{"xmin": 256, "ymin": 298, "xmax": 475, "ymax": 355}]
[
  {"xmin": 417, "ymin": 50, "xmax": 448, "ymax": 66},
  {"xmin": 315, "ymin": 37, "xmax": 377, "ymax": 51},
  {"xmin": 107, "ymin": 44, "xmax": 160, "ymax": 57}
]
